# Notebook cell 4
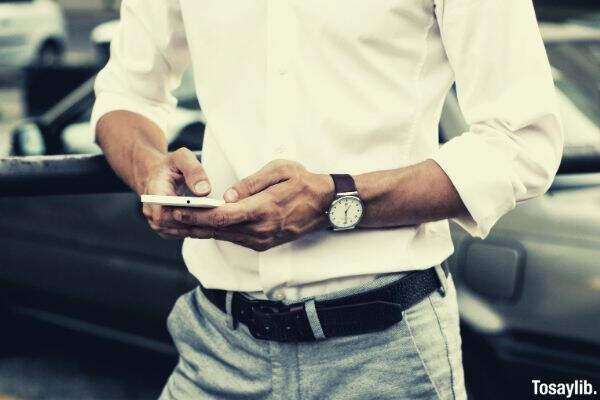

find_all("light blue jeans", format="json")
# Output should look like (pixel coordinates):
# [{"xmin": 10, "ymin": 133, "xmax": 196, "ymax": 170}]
[{"xmin": 159, "ymin": 271, "xmax": 466, "ymax": 399}]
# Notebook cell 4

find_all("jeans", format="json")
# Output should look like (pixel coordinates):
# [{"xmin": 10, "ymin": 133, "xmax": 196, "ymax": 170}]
[{"xmin": 159, "ymin": 272, "xmax": 466, "ymax": 400}]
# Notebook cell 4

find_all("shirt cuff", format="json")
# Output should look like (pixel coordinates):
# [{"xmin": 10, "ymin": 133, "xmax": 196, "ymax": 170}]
[
  {"xmin": 91, "ymin": 91, "xmax": 171, "ymax": 140},
  {"xmin": 430, "ymin": 134, "xmax": 517, "ymax": 239}
]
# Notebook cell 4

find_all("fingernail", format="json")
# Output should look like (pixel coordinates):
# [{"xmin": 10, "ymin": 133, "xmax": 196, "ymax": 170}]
[
  {"xmin": 224, "ymin": 188, "xmax": 239, "ymax": 202},
  {"xmin": 195, "ymin": 181, "xmax": 211, "ymax": 195}
]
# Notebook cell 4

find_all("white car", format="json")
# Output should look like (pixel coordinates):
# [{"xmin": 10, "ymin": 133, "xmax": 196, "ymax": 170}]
[
  {"xmin": 11, "ymin": 67, "xmax": 205, "ymax": 156},
  {"xmin": 0, "ymin": 0, "xmax": 67, "ymax": 68},
  {"xmin": 60, "ymin": 67, "xmax": 204, "ymax": 155},
  {"xmin": 12, "ymin": 19, "xmax": 205, "ymax": 156},
  {"xmin": 58, "ymin": 20, "xmax": 204, "ymax": 154}
]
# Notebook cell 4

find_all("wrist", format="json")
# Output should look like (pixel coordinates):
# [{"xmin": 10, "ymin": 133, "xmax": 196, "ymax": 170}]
[
  {"xmin": 353, "ymin": 168, "xmax": 407, "ymax": 228},
  {"xmin": 313, "ymin": 173, "xmax": 336, "ymax": 212},
  {"xmin": 353, "ymin": 169, "xmax": 398, "ymax": 204},
  {"xmin": 131, "ymin": 144, "xmax": 168, "ymax": 195}
]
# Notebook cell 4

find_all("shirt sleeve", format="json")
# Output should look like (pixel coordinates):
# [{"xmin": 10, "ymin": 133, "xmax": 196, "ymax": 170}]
[
  {"xmin": 91, "ymin": 0, "xmax": 190, "ymax": 136},
  {"xmin": 430, "ymin": 0, "xmax": 564, "ymax": 239}
]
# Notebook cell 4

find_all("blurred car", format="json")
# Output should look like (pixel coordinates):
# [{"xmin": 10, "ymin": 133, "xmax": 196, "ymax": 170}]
[
  {"xmin": 89, "ymin": 19, "xmax": 118, "ymax": 64},
  {"xmin": 12, "ymin": 18, "xmax": 203, "ymax": 155},
  {"xmin": 11, "ymin": 66, "xmax": 204, "ymax": 156},
  {"xmin": 440, "ymin": 21, "xmax": 600, "ymax": 398},
  {"xmin": 2, "ymin": 64, "xmax": 205, "ymax": 354},
  {"xmin": 0, "ymin": 0, "xmax": 67, "ymax": 68},
  {"xmin": 1, "ymin": 16, "xmax": 600, "ymax": 400}
]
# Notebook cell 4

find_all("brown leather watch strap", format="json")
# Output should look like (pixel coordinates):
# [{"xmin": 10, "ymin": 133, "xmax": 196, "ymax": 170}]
[{"xmin": 330, "ymin": 174, "xmax": 357, "ymax": 194}]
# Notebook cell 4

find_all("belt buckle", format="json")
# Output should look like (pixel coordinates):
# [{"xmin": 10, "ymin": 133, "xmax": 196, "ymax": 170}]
[{"xmin": 247, "ymin": 301, "xmax": 304, "ymax": 341}]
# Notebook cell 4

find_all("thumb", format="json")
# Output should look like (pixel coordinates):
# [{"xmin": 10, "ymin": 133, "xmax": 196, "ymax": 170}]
[
  {"xmin": 224, "ymin": 160, "xmax": 292, "ymax": 202},
  {"xmin": 170, "ymin": 148, "xmax": 211, "ymax": 196}
]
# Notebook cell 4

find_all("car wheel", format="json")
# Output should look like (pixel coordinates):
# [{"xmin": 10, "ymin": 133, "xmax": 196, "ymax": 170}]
[
  {"xmin": 11, "ymin": 122, "xmax": 46, "ymax": 156},
  {"xmin": 35, "ymin": 41, "xmax": 64, "ymax": 67}
]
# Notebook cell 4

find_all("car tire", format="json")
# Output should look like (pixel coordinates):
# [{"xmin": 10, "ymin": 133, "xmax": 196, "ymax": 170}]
[
  {"xmin": 35, "ymin": 41, "xmax": 64, "ymax": 67},
  {"xmin": 11, "ymin": 122, "xmax": 46, "ymax": 156}
]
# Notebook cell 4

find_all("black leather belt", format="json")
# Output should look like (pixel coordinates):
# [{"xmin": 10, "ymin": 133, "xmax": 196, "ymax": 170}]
[{"xmin": 200, "ymin": 262, "xmax": 449, "ymax": 342}]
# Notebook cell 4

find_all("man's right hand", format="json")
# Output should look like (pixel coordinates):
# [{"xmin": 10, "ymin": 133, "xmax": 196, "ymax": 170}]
[{"xmin": 141, "ymin": 148, "xmax": 211, "ymax": 239}]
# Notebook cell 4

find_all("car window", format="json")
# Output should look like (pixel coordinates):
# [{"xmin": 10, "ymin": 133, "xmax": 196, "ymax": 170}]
[
  {"xmin": 579, "ymin": 42, "xmax": 600, "ymax": 65},
  {"xmin": 568, "ymin": 12, "xmax": 600, "ymax": 30},
  {"xmin": 440, "ymin": 75, "xmax": 600, "ymax": 153},
  {"xmin": 172, "ymin": 68, "xmax": 200, "ymax": 110},
  {"xmin": 546, "ymin": 42, "xmax": 600, "ymax": 155},
  {"xmin": 440, "ymin": 39, "xmax": 600, "ymax": 164},
  {"xmin": 554, "ymin": 70, "xmax": 600, "ymax": 149},
  {"xmin": 555, "ymin": 82, "xmax": 600, "ymax": 153}
]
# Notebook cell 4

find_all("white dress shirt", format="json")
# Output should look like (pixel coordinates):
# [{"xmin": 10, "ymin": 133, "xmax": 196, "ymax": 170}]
[{"xmin": 92, "ymin": 0, "xmax": 563, "ymax": 301}]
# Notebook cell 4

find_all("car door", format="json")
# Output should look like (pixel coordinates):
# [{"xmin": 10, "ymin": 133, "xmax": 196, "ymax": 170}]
[{"xmin": 1, "ymin": 76, "xmax": 202, "ymax": 346}]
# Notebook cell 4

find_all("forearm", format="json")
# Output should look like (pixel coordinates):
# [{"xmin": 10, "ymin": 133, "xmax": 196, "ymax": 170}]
[
  {"xmin": 353, "ymin": 159, "xmax": 468, "ymax": 228},
  {"xmin": 96, "ymin": 110, "xmax": 168, "ymax": 195},
  {"xmin": 170, "ymin": 159, "xmax": 471, "ymax": 251}
]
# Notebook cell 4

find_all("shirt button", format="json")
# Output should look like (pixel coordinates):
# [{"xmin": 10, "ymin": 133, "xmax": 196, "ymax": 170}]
[
  {"xmin": 272, "ymin": 290, "xmax": 285, "ymax": 301},
  {"xmin": 274, "ymin": 145, "xmax": 285, "ymax": 155}
]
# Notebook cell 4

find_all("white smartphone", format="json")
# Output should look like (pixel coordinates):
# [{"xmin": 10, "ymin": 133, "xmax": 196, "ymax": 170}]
[{"xmin": 141, "ymin": 195, "xmax": 225, "ymax": 208}]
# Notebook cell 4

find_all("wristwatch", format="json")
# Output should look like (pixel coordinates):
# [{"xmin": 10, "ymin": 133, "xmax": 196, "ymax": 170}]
[{"xmin": 326, "ymin": 174, "xmax": 364, "ymax": 231}]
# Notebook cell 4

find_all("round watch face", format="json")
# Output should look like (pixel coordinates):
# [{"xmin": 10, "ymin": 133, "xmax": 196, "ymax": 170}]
[{"xmin": 328, "ymin": 196, "xmax": 364, "ymax": 229}]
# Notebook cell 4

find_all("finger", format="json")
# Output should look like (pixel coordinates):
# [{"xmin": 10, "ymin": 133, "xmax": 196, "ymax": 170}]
[
  {"xmin": 149, "ymin": 205, "xmax": 186, "ymax": 228},
  {"xmin": 172, "ymin": 202, "xmax": 252, "ymax": 228},
  {"xmin": 157, "ymin": 224, "xmax": 274, "ymax": 251},
  {"xmin": 142, "ymin": 204, "xmax": 152, "ymax": 218},
  {"xmin": 157, "ymin": 232, "xmax": 182, "ymax": 240},
  {"xmin": 151, "ymin": 204, "xmax": 167, "ymax": 227},
  {"xmin": 170, "ymin": 148, "xmax": 211, "ymax": 196},
  {"xmin": 150, "ymin": 222, "xmax": 215, "ymax": 239},
  {"xmin": 148, "ymin": 218, "xmax": 190, "ymax": 231},
  {"xmin": 154, "ymin": 227, "xmax": 187, "ymax": 240},
  {"xmin": 212, "ymin": 230, "xmax": 272, "ymax": 252},
  {"xmin": 224, "ymin": 159, "xmax": 293, "ymax": 202},
  {"xmin": 151, "ymin": 204, "xmax": 163, "ymax": 226},
  {"xmin": 218, "ymin": 221, "xmax": 274, "ymax": 239}
]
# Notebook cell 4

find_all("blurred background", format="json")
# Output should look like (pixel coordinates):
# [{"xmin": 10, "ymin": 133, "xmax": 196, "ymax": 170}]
[{"xmin": 0, "ymin": 0, "xmax": 599, "ymax": 399}]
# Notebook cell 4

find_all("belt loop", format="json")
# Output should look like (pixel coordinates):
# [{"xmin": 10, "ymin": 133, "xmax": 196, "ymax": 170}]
[
  {"xmin": 435, "ymin": 264, "xmax": 448, "ymax": 297},
  {"xmin": 304, "ymin": 299, "xmax": 326, "ymax": 340},
  {"xmin": 225, "ymin": 291, "xmax": 238, "ymax": 330}
]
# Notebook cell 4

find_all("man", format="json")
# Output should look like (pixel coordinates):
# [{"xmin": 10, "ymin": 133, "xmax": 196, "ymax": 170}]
[{"xmin": 92, "ymin": 0, "xmax": 563, "ymax": 399}]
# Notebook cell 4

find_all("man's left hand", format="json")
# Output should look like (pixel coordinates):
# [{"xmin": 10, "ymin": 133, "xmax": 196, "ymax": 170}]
[{"xmin": 172, "ymin": 160, "xmax": 334, "ymax": 251}]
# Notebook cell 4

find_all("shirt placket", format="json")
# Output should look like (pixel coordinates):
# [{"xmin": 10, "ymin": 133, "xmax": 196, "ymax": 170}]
[
  {"xmin": 259, "ymin": 0, "xmax": 295, "ymax": 301},
  {"xmin": 265, "ymin": 0, "xmax": 296, "ymax": 160}
]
